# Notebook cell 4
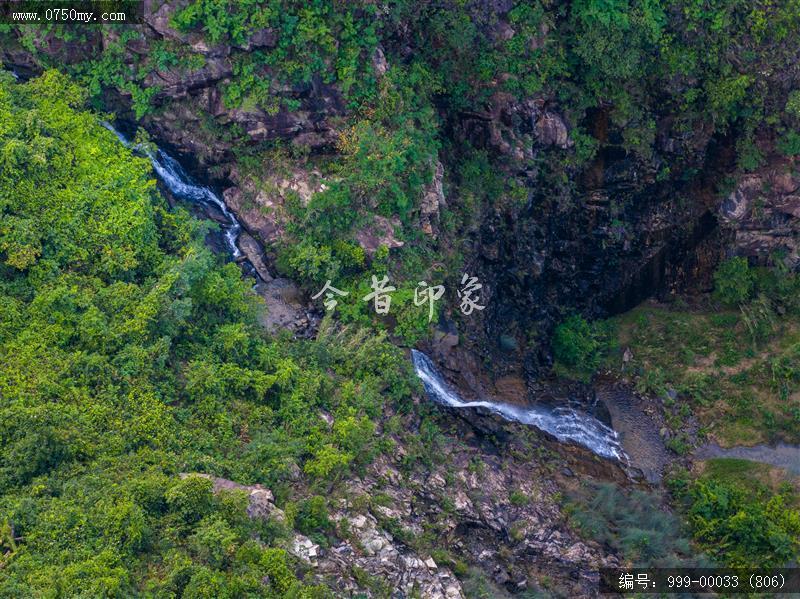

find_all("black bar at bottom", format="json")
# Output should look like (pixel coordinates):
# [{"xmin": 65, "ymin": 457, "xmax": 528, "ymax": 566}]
[{"xmin": 599, "ymin": 568, "xmax": 800, "ymax": 594}]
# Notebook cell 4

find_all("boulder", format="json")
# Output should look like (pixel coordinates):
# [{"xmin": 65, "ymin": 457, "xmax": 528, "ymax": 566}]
[
  {"xmin": 355, "ymin": 215, "xmax": 405, "ymax": 255},
  {"xmin": 236, "ymin": 230, "xmax": 273, "ymax": 282},
  {"xmin": 535, "ymin": 111, "xmax": 571, "ymax": 149},
  {"xmin": 223, "ymin": 165, "xmax": 325, "ymax": 247},
  {"xmin": 178, "ymin": 473, "xmax": 284, "ymax": 522},
  {"xmin": 420, "ymin": 161, "xmax": 446, "ymax": 236}
]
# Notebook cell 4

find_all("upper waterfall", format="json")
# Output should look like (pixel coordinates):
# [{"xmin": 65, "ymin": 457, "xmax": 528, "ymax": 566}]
[{"xmin": 102, "ymin": 122, "xmax": 242, "ymax": 259}]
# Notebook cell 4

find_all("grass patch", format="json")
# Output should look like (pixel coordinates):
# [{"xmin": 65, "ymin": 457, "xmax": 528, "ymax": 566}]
[
  {"xmin": 669, "ymin": 460, "xmax": 800, "ymax": 567},
  {"xmin": 607, "ymin": 300, "xmax": 800, "ymax": 446}
]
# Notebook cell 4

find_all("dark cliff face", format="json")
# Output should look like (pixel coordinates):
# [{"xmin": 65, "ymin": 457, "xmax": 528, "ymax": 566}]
[
  {"xmin": 467, "ymin": 151, "xmax": 799, "ymax": 383},
  {"xmin": 447, "ymin": 99, "xmax": 735, "ymax": 379}
]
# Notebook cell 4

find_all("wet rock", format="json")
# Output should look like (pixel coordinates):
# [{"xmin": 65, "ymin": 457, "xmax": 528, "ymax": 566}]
[
  {"xmin": 498, "ymin": 334, "xmax": 518, "ymax": 352},
  {"xmin": 432, "ymin": 321, "xmax": 460, "ymax": 355}
]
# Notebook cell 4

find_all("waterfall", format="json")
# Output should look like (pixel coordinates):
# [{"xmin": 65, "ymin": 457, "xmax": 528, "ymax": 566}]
[
  {"xmin": 102, "ymin": 122, "xmax": 242, "ymax": 258},
  {"xmin": 412, "ymin": 350, "xmax": 627, "ymax": 462}
]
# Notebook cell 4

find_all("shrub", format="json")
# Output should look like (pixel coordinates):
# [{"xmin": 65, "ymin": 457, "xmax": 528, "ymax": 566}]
[
  {"xmin": 166, "ymin": 476, "xmax": 214, "ymax": 524},
  {"xmin": 685, "ymin": 478, "xmax": 800, "ymax": 567},
  {"xmin": 295, "ymin": 495, "xmax": 332, "ymax": 537},
  {"xmin": 786, "ymin": 90, "xmax": 800, "ymax": 118},
  {"xmin": 713, "ymin": 257, "xmax": 755, "ymax": 306},
  {"xmin": 552, "ymin": 315, "xmax": 602, "ymax": 371},
  {"xmin": 778, "ymin": 130, "xmax": 800, "ymax": 156}
]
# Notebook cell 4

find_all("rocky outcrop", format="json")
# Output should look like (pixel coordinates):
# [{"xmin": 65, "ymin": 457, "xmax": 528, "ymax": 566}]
[
  {"xmin": 535, "ymin": 111, "xmax": 572, "ymax": 149},
  {"xmin": 178, "ymin": 473, "xmax": 285, "ymax": 522},
  {"xmin": 420, "ymin": 161, "xmax": 447, "ymax": 236},
  {"xmin": 0, "ymin": 3, "xmax": 346, "ymax": 165},
  {"xmin": 718, "ymin": 160, "xmax": 800, "ymax": 262},
  {"xmin": 301, "ymin": 507, "xmax": 465, "ymax": 598},
  {"xmin": 178, "ymin": 397, "xmax": 621, "ymax": 598},
  {"xmin": 223, "ymin": 165, "xmax": 327, "ymax": 248},
  {"xmin": 354, "ymin": 215, "xmax": 405, "ymax": 255},
  {"xmin": 459, "ymin": 93, "xmax": 572, "ymax": 161}
]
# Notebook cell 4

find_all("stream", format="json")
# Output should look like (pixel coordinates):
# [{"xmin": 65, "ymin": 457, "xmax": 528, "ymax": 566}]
[
  {"xmin": 106, "ymin": 118, "xmax": 631, "ymax": 465},
  {"xmin": 102, "ymin": 122, "xmax": 244, "ymax": 260},
  {"xmin": 693, "ymin": 442, "xmax": 800, "ymax": 475},
  {"xmin": 412, "ymin": 350, "xmax": 628, "ymax": 462}
]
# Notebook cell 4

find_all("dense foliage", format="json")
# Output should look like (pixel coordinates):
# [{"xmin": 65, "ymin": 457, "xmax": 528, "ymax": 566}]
[
  {"xmin": 0, "ymin": 71, "xmax": 416, "ymax": 597},
  {"xmin": 669, "ymin": 460, "xmax": 800, "ymax": 568}
]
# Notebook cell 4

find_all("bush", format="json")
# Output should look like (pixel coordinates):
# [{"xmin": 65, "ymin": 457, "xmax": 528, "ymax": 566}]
[
  {"xmin": 778, "ymin": 130, "xmax": 800, "ymax": 156},
  {"xmin": 713, "ymin": 257, "xmax": 755, "ymax": 306},
  {"xmin": 166, "ymin": 476, "xmax": 214, "ymax": 524},
  {"xmin": 685, "ymin": 478, "xmax": 800, "ymax": 567},
  {"xmin": 552, "ymin": 315, "xmax": 602, "ymax": 372},
  {"xmin": 786, "ymin": 90, "xmax": 800, "ymax": 118},
  {"xmin": 566, "ymin": 482, "xmax": 698, "ymax": 567},
  {"xmin": 295, "ymin": 495, "xmax": 332, "ymax": 537}
]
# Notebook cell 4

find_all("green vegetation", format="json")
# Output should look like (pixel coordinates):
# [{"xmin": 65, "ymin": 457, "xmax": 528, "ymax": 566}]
[
  {"xmin": 3, "ymin": 0, "xmax": 800, "ymax": 588},
  {"xmin": 5, "ymin": 0, "xmax": 799, "ymax": 307},
  {"xmin": 669, "ymin": 460, "xmax": 800, "ymax": 567},
  {"xmin": 607, "ymin": 257, "xmax": 800, "ymax": 446},
  {"xmin": 0, "ymin": 71, "xmax": 417, "ymax": 596},
  {"xmin": 713, "ymin": 256, "xmax": 755, "ymax": 306},
  {"xmin": 552, "ymin": 315, "xmax": 613, "ymax": 379},
  {"xmin": 565, "ymin": 482, "xmax": 701, "ymax": 567}
]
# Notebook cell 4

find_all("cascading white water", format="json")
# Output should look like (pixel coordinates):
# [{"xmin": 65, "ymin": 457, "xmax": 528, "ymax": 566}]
[
  {"xmin": 412, "ymin": 349, "xmax": 627, "ymax": 462},
  {"xmin": 102, "ymin": 122, "xmax": 242, "ymax": 258}
]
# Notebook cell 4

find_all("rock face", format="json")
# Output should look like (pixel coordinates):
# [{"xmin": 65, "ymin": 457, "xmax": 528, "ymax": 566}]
[
  {"xmin": 718, "ymin": 160, "xmax": 800, "ymax": 262},
  {"xmin": 0, "ymin": 5, "xmax": 345, "ymax": 165},
  {"xmin": 420, "ymin": 161, "xmax": 447, "ymax": 236},
  {"xmin": 223, "ymin": 165, "xmax": 326, "ymax": 248},
  {"xmin": 354, "ymin": 215, "xmax": 405, "ymax": 255},
  {"xmin": 535, "ymin": 111, "xmax": 572, "ymax": 149},
  {"xmin": 180, "ymin": 401, "xmax": 620, "ymax": 598}
]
